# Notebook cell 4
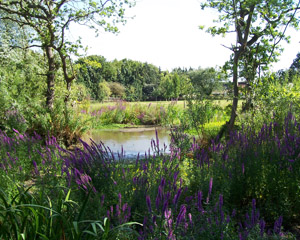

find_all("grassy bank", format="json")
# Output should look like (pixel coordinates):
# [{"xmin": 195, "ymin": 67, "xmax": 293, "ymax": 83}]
[{"xmin": 77, "ymin": 99, "xmax": 240, "ymax": 140}]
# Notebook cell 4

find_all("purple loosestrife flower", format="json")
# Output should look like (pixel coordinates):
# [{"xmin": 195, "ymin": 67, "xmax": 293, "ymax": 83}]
[
  {"xmin": 162, "ymin": 200, "xmax": 169, "ymax": 214},
  {"xmin": 152, "ymin": 215, "xmax": 157, "ymax": 226},
  {"xmin": 164, "ymin": 209, "xmax": 172, "ymax": 227},
  {"xmin": 116, "ymin": 204, "xmax": 121, "ymax": 217},
  {"xmin": 160, "ymin": 177, "xmax": 166, "ymax": 187},
  {"xmin": 124, "ymin": 206, "xmax": 131, "ymax": 222},
  {"xmin": 135, "ymin": 153, "xmax": 140, "ymax": 167},
  {"xmin": 110, "ymin": 206, "xmax": 114, "ymax": 216},
  {"xmin": 108, "ymin": 105, "xmax": 117, "ymax": 111},
  {"xmin": 232, "ymin": 209, "xmax": 236, "ymax": 217},
  {"xmin": 259, "ymin": 219, "xmax": 265, "ymax": 237},
  {"xmin": 155, "ymin": 195, "xmax": 160, "ymax": 211},
  {"xmin": 167, "ymin": 230, "xmax": 175, "ymax": 240},
  {"xmin": 122, "ymin": 203, "xmax": 128, "ymax": 212},
  {"xmin": 119, "ymin": 104, "xmax": 126, "ymax": 111},
  {"xmin": 219, "ymin": 194, "xmax": 223, "ymax": 209},
  {"xmin": 32, "ymin": 160, "xmax": 39, "ymax": 175},
  {"xmin": 209, "ymin": 177, "xmax": 213, "ymax": 195},
  {"xmin": 118, "ymin": 192, "xmax": 122, "ymax": 206},
  {"xmin": 137, "ymin": 112, "xmax": 145, "ymax": 120},
  {"xmin": 158, "ymin": 185, "xmax": 163, "ymax": 200},
  {"xmin": 226, "ymin": 215, "xmax": 230, "ymax": 224},
  {"xmin": 273, "ymin": 216, "xmax": 283, "ymax": 234},
  {"xmin": 251, "ymin": 199, "xmax": 258, "ymax": 226},
  {"xmin": 173, "ymin": 188, "xmax": 182, "ymax": 206},
  {"xmin": 78, "ymin": 173, "xmax": 93, "ymax": 191},
  {"xmin": 146, "ymin": 195, "xmax": 152, "ymax": 213},
  {"xmin": 176, "ymin": 205, "xmax": 186, "ymax": 228},
  {"xmin": 101, "ymin": 195, "xmax": 105, "ymax": 206},
  {"xmin": 188, "ymin": 213, "xmax": 193, "ymax": 226},
  {"xmin": 197, "ymin": 191, "xmax": 203, "ymax": 213}
]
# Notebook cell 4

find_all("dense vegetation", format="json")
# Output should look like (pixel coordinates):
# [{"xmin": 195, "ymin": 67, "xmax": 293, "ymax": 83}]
[
  {"xmin": 1, "ymin": 0, "xmax": 300, "ymax": 239},
  {"xmin": 75, "ymin": 55, "xmax": 223, "ymax": 102}
]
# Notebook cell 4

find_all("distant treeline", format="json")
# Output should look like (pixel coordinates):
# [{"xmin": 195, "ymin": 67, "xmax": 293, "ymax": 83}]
[{"xmin": 75, "ymin": 55, "xmax": 224, "ymax": 101}]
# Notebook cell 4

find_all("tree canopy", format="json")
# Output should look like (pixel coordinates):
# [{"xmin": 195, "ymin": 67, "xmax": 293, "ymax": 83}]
[
  {"xmin": 0, "ymin": 0, "xmax": 135, "ymax": 109},
  {"xmin": 201, "ymin": 0, "xmax": 300, "ymax": 133}
]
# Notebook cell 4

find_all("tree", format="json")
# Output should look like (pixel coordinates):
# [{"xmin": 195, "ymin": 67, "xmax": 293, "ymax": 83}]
[
  {"xmin": 188, "ymin": 67, "xmax": 220, "ymax": 96},
  {"xmin": 0, "ymin": 0, "xmax": 134, "ymax": 110},
  {"xmin": 76, "ymin": 55, "xmax": 114, "ymax": 100},
  {"xmin": 158, "ymin": 72, "xmax": 175, "ymax": 100},
  {"xmin": 98, "ymin": 81, "xmax": 111, "ymax": 101},
  {"xmin": 289, "ymin": 52, "xmax": 300, "ymax": 80},
  {"xmin": 201, "ymin": 0, "xmax": 300, "ymax": 133},
  {"xmin": 108, "ymin": 82, "xmax": 125, "ymax": 99}
]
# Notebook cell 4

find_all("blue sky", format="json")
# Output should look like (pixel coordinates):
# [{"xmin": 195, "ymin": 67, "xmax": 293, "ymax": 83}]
[{"xmin": 70, "ymin": 0, "xmax": 300, "ymax": 71}]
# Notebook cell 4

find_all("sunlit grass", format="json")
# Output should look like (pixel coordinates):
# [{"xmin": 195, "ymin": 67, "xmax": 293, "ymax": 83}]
[{"xmin": 88, "ymin": 99, "xmax": 241, "ymax": 112}]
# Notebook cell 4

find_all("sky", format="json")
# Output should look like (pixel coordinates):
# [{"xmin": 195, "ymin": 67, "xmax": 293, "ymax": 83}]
[{"xmin": 70, "ymin": 0, "xmax": 300, "ymax": 72}]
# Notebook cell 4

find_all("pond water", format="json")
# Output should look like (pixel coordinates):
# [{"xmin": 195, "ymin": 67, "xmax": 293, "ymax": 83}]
[{"xmin": 83, "ymin": 127, "xmax": 171, "ymax": 158}]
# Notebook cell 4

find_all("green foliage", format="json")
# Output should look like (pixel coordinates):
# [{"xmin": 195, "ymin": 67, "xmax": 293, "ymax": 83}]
[
  {"xmin": 0, "ymin": 48, "xmax": 46, "ymax": 134},
  {"xmin": 82, "ymin": 101, "xmax": 186, "ymax": 128},
  {"xmin": 77, "ymin": 56, "xmax": 224, "ymax": 102},
  {"xmin": 0, "ymin": 113, "xmax": 298, "ymax": 239},
  {"xmin": 0, "ymin": 185, "xmax": 140, "ymax": 240},
  {"xmin": 201, "ymin": 0, "xmax": 300, "ymax": 129},
  {"xmin": 73, "ymin": 83, "xmax": 89, "ymax": 102},
  {"xmin": 188, "ymin": 67, "xmax": 221, "ymax": 96},
  {"xmin": 184, "ymin": 95, "xmax": 223, "ymax": 139},
  {"xmin": 98, "ymin": 81, "xmax": 112, "ymax": 101},
  {"xmin": 189, "ymin": 114, "xmax": 300, "ymax": 227},
  {"xmin": 288, "ymin": 52, "xmax": 300, "ymax": 81},
  {"xmin": 76, "ymin": 55, "xmax": 116, "ymax": 100},
  {"xmin": 108, "ymin": 82, "xmax": 126, "ymax": 99},
  {"xmin": 240, "ymin": 74, "xmax": 300, "ymax": 129}
]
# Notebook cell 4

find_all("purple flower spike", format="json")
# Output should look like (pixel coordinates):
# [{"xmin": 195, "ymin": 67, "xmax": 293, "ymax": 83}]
[
  {"xmin": 259, "ymin": 219, "xmax": 265, "ymax": 237},
  {"xmin": 32, "ymin": 160, "xmax": 39, "ymax": 175},
  {"xmin": 209, "ymin": 177, "xmax": 213, "ymax": 195},
  {"xmin": 197, "ymin": 191, "xmax": 203, "ymax": 212},
  {"xmin": 188, "ymin": 213, "xmax": 193, "ymax": 226},
  {"xmin": 118, "ymin": 193, "xmax": 122, "ymax": 206},
  {"xmin": 219, "ymin": 194, "xmax": 223, "ymax": 209},
  {"xmin": 274, "ymin": 216, "xmax": 283, "ymax": 234},
  {"xmin": 146, "ymin": 195, "xmax": 152, "ymax": 213},
  {"xmin": 173, "ymin": 188, "xmax": 182, "ymax": 206},
  {"xmin": 176, "ymin": 205, "xmax": 186, "ymax": 228},
  {"xmin": 116, "ymin": 204, "xmax": 120, "ymax": 217}
]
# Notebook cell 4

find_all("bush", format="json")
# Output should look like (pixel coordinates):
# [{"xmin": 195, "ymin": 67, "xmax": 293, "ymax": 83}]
[{"xmin": 108, "ymin": 82, "xmax": 126, "ymax": 99}]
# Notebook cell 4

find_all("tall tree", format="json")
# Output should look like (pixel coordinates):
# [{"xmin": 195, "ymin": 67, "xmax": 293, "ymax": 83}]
[
  {"xmin": 0, "ymin": 0, "xmax": 134, "ymax": 109},
  {"xmin": 289, "ymin": 52, "xmax": 300, "ymax": 80},
  {"xmin": 201, "ymin": 0, "xmax": 300, "ymax": 134}
]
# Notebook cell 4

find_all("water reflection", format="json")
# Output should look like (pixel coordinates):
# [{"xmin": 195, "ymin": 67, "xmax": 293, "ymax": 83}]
[{"xmin": 83, "ymin": 128, "xmax": 171, "ymax": 157}]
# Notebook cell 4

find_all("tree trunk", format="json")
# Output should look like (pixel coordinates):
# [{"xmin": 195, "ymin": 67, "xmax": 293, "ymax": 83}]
[
  {"xmin": 228, "ymin": 51, "xmax": 240, "ymax": 131},
  {"xmin": 217, "ymin": 50, "xmax": 241, "ymax": 140},
  {"xmin": 45, "ymin": 46, "xmax": 55, "ymax": 110},
  {"xmin": 64, "ymin": 81, "xmax": 71, "ymax": 103},
  {"xmin": 58, "ymin": 51, "xmax": 75, "ymax": 104}
]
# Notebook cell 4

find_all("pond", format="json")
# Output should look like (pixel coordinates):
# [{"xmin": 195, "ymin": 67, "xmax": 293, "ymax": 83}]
[{"xmin": 83, "ymin": 127, "xmax": 171, "ymax": 158}]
